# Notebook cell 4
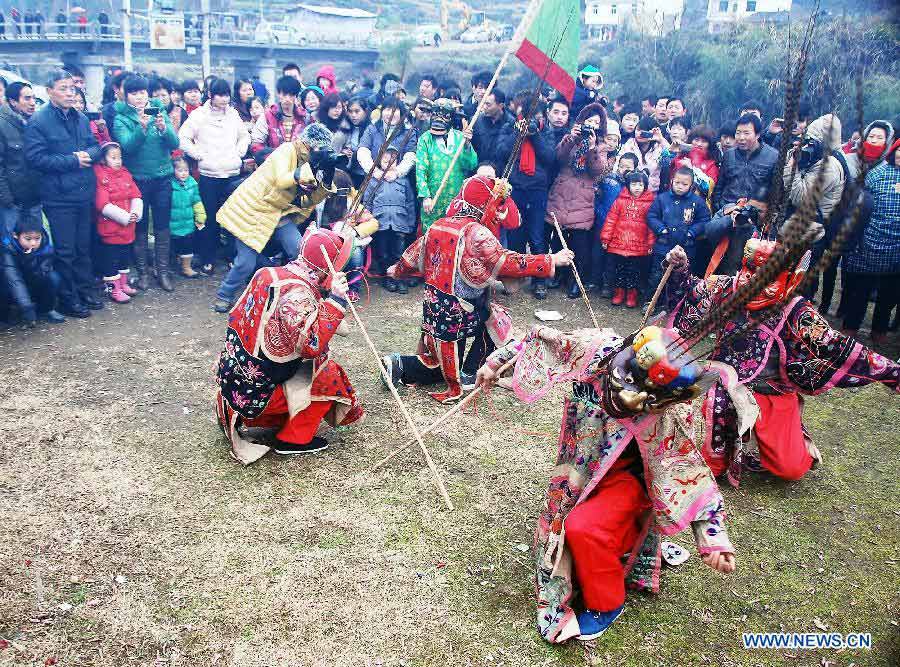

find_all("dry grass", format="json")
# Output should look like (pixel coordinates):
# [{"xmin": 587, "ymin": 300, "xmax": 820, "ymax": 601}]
[{"xmin": 1, "ymin": 278, "xmax": 898, "ymax": 667}]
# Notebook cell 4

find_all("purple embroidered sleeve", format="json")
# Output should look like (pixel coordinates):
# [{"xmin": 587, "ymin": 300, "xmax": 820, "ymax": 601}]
[{"xmin": 691, "ymin": 496, "xmax": 734, "ymax": 555}]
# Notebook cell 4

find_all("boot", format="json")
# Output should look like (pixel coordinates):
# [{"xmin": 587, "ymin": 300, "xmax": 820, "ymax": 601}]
[
  {"xmin": 179, "ymin": 254, "xmax": 200, "ymax": 278},
  {"xmin": 625, "ymin": 289, "xmax": 638, "ymax": 309},
  {"xmin": 104, "ymin": 277, "xmax": 131, "ymax": 303},
  {"xmin": 154, "ymin": 230, "xmax": 175, "ymax": 292},
  {"xmin": 611, "ymin": 288, "xmax": 625, "ymax": 306},
  {"xmin": 118, "ymin": 271, "xmax": 138, "ymax": 296}
]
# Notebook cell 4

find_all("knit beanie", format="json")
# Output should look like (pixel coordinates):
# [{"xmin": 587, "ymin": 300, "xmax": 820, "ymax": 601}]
[{"xmin": 300, "ymin": 122, "xmax": 335, "ymax": 152}]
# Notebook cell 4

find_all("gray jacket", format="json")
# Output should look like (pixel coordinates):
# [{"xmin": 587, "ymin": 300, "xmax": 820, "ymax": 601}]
[{"xmin": 363, "ymin": 176, "xmax": 417, "ymax": 233}]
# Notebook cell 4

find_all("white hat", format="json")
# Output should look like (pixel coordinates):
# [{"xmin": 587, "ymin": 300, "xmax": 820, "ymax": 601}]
[{"xmin": 606, "ymin": 119, "xmax": 621, "ymax": 138}]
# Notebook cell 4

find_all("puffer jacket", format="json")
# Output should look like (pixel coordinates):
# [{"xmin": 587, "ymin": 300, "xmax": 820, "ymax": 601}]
[
  {"xmin": 178, "ymin": 101, "xmax": 250, "ymax": 179},
  {"xmin": 113, "ymin": 98, "xmax": 180, "ymax": 180},
  {"xmin": 363, "ymin": 175, "xmax": 416, "ymax": 234},
  {"xmin": 250, "ymin": 104, "xmax": 307, "ymax": 154},
  {"xmin": 546, "ymin": 132, "xmax": 609, "ymax": 230},
  {"xmin": 0, "ymin": 104, "xmax": 41, "ymax": 208},
  {"xmin": 646, "ymin": 190, "xmax": 711, "ymax": 254},
  {"xmin": 783, "ymin": 113, "xmax": 846, "ymax": 226},
  {"xmin": 617, "ymin": 137, "xmax": 664, "ymax": 192},
  {"xmin": 0, "ymin": 228, "xmax": 55, "ymax": 320},
  {"xmin": 170, "ymin": 175, "xmax": 206, "ymax": 238},
  {"xmin": 712, "ymin": 140, "xmax": 778, "ymax": 211},
  {"xmin": 24, "ymin": 103, "xmax": 101, "ymax": 206},
  {"xmin": 217, "ymin": 141, "xmax": 334, "ymax": 253},
  {"xmin": 94, "ymin": 163, "xmax": 143, "ymax": 245},
  {"xmin": 495, "ymin": 120, "xmax": 558, "ymax": 192},
  {"xmin": 600, "ymin": 188, "xmax": 656, "ymax": 257}
]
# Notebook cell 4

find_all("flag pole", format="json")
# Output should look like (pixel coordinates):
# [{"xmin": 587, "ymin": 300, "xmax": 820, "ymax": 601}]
[{"xmin": 429, "ymin": 0, "xmax": 544, "ymax": 206}]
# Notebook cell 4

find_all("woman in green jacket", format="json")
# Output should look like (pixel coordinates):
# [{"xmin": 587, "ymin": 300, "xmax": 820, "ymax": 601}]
[{"xmin": 113, "ymin": 75, "xmax": 180, "ymax": 291}]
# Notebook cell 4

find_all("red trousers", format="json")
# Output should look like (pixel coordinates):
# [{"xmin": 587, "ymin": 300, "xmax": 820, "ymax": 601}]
[
  {"xmin": 244, "ymin": 386, "xmax": 334, "ymax": 445},
  {"xmin": 564, "ymin": 462, "xmax": 650, "ymax": 612},
  {"xmin": 754, "ymin": 392, "xmax": 813, "ymax": 481}
]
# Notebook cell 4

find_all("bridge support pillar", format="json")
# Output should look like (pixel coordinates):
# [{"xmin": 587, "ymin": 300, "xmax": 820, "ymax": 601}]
[
  {"xmin": 63, "ymin": 53, "xmax": 107, "ymax": 110},
  {"xmin": 234, "ymin": 58, "xmax": 278, "ymax": 103}
]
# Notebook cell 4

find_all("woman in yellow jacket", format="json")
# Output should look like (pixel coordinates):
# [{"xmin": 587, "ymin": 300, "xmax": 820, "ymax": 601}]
[{"xmin": 214, "ymin": 123, "xmax": 339, "ymax": 312}]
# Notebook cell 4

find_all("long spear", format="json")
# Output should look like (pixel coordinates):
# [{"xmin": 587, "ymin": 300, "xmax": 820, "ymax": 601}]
[
  {"xmin": 428, "ymin": 0, "xmax": 544, "ymax": 205},
  {"xmin": 320, "ymin": 247, "xmax": 455, "ymax": 511}
]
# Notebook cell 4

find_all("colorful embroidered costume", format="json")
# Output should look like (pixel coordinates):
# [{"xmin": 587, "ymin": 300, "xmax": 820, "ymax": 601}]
[
  {"xmin": 215, "ymin": 229, "xmax": 363, "ymax": 464},
  {"xmin": 385, "ymin": 176, "xmax": 556, "ymax": 403},
  {"xmin": 485, "ymin": 325, "xmax": 750, "ymax": 643},
  {"xmin": 664, "ymin": 244, "xmax": 900, "ymax": 484}
]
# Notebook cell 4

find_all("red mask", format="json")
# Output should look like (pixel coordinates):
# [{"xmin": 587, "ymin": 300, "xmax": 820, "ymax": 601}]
[
  {"xmin": 735, "ymin": 238, "xmax": 809, "ymax": 311},
  {"xmin": 861, "ymin": 141, "xmax": 885, "ymax": 162}
]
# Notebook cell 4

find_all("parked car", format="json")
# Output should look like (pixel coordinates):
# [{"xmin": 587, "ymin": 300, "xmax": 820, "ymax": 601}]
[
  {"xmin": 459, "ymin": 26, "xmax": 491, "ymax": 43},
  {"xmin": 0, "ymin": 69, "xmax": 48, "ymax": 108},
  {"xmin": 254, "ymin": 21, "xmax": 302, "ymax": 45}
]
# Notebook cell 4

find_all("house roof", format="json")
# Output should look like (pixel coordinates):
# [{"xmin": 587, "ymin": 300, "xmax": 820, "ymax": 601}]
[{"xmin": 287, "ymin": 4, "xmax": 377, "ymax": 19}]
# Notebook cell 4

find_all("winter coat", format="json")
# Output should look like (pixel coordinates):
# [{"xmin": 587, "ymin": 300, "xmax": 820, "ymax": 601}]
[
  {"xmin": 546, "ymin": 133, "xmax": 609, "ymax": 230},
  {"xmin": 416, "ymin": 130, "xmax": 478, "ymax": 232},
  {"xmin": 570, "ymin": 81, "xmax": 600, "ymax": 120},
  {"xmin": 170, "ymin": 175, "xmax": 206, "ymax": 238},
  {"xmin": 24, "ymin": 103, "xmax": 101, "ymax": 206},
  {"xmin": 660, "ymin": 147, "xmax": 719, "ymax": 198},
  {"xmin": 617, "ymin": 137, "xmax": 664, "ymax": 192},
  {"xmin": 178, "ymin": 101, "xmax": 250, "ymax": 179},
  {"xmin": 363, "ymin": 175, "xmax": 417, "ymax": 234},
  {"xmin": 94, "ymin": 163, "xmax": 143, "ymax": 245},
  {"xmin": 0, "ymin": 104, "xmax": 41, "ymax": 208},
  {"xmin": 471, "ymin": 111, "xmax": 514, "ymax": 167},
  {"xmin": 646, "ymin": 190, "xmax": 711, "ymax": 255},
  {"xmin": 250, "ymin": 104, "xmax": 307, "ymax": 154},
  {"xmin": 594, "ymin": 173, "xmax": 625, "ymax": 228},
  {"xmin": 783, "ymin": 114, "xmax": 846, "ymax": 226},
  {"xmin": 315, "ymin": 65, "xmax": 339, "ymax": 95},
  {"xmin": 712, "ymin": 141, "xmax": 779, "ymax": 211},
  {"xmin": 216, "ymin": 141, "xmax": 334, "ymax": 253},
  {"xmin": 0, "ymin": 228, "xmax": 55, "ymax": 321},
  {"xmin": 844, "ymin": 155, "xmax": 900, "ymax": 275},
  {"xmin": 845, "ymin": 121, "xmax": 895, "ymax": 181},
  {"xmin": 495, "ymin": 121, "xmax": 558, "ymax": 192},
  {"xmin": 600, "ymin": 189, "xmax": 656, "ymax": 257},
  {"xmin": 357, "ymin": 121, "xmax": 417, "ymax": 177},
  {"xmin": 113, "ymin": 98, "xmax": 180, "ymax": 180}
]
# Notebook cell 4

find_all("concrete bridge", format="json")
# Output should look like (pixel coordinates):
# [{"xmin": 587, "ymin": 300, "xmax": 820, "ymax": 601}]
[{"xmin": 0, "ymin": 23, "xmax": 379, "ymax": 104}]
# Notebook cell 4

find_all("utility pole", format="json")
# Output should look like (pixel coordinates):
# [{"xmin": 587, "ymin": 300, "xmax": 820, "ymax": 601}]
[
  {"xmin": 201, "ymin": 0, "xmax": 211, "ymax": 78},
  {"xmin": 122, "ymin": 0, "xmax": 133, "ymax": 70}
]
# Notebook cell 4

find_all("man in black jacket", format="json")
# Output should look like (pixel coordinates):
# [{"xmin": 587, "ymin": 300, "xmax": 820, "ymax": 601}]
[
  {"xmin": 494, "ymin": 91, "xmax": 558, "ymax": 296},
  {"xmin": 704, "ymin": 113, "xmax": 779, "ymax": 274},
  {"xmin": 0, "ymin": 81, "xmax": 41, "ymax": 240},
  {"xmin": 24, "ymin": 69, "xmax": 102, "ymax": 317},
  {"xmin": 471, "ymin": 88, "xmax": 513, "ymax": 167}
]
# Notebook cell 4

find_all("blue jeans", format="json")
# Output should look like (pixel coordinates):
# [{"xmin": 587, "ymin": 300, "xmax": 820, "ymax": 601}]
[
  {"xmin": 507, "ymin": 189, "xmax": 548, "ymax": 255},
  {"xmin": 216, "ymin": 223, "xmax": 303, "ymax": 301},
  {"xmin": 1, "ymin": 203, "xmax": 42, "ymax": 240}
]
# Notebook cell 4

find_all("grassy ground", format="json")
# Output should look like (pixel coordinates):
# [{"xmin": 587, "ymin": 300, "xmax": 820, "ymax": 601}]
[{"xmin": 0, "ymin": 276, "xmax": 898, "ymax": 667}]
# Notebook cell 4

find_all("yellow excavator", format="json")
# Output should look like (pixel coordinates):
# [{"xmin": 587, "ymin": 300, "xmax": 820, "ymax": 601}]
[{"xmin": 440, "ymin": 0, "xmax": 494, "ymax": 40}]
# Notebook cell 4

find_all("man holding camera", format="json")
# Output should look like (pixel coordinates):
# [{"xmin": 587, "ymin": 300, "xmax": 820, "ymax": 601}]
[
  {"xmin": 212, "ymin": 123, "xmax": 339, "ymax": 313},
  {"xmin": 703, "ymin": 113, "xmax": 778, "ymax": 275}
]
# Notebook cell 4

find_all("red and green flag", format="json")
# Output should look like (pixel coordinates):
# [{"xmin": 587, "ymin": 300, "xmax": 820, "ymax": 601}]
[{"xmin": 513, "ymin": 0, "xmax": 581, "ymax": 102}]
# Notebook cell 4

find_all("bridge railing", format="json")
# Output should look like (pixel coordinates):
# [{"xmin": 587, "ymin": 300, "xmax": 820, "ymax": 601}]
[{"xmin": 0, "ymin": 21, "xmax": 377, "ymax": 49}]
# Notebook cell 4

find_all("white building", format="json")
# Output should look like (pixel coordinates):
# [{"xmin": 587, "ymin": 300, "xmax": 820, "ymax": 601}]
[
  {"xmin": 584, "ymin": 0, "xmax": 685, "ymax": 41},
  {"xmin": 284, "ymin": 4, "xmax": 377, "ymax": 45},
  {"xmin": 707, "ymin": 0, "xmax": 793, "ymax": 34}
]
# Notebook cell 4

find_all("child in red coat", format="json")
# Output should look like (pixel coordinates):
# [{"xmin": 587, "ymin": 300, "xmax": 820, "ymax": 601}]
[
  {"xmin": 94, "ymin": 142, "xmax": 143, "ymax": 303},
  {"xmin": 600, "ymin": 170, "xmax": 656, "ymax": 308}
]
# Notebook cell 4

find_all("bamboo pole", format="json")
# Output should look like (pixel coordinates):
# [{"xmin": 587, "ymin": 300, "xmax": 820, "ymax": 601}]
[
  {"xmin": 320, "ymin": 248, "xmax": 455, "ymax": 511},
  {"xmin": 550, "ymin": 213, "xmax": 599, "ymax": 328},
  {"xmin": 428, "ymin": 0, "xmax": 544, "ymax": 205},
  {"xmin": 370, "ymin": 357, "xmax": 517, "ymax": 471},
  {"xmin": 640, "ymin": 263, "xmax": 674, "ymax": 329}
]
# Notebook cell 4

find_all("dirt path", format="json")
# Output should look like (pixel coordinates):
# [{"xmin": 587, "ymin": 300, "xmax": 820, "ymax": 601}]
[{"xmin": 1, "ymin": 277, "xmax": 897, "ymax": 667}]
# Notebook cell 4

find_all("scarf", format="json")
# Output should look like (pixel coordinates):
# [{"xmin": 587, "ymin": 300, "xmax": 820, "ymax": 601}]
[
  {"xmin": 518, "ymin": 116, "xmax": 542, "ymax": 177},
  {"xmin": 570, "ymin": 135, "xmax": 592, "ymax": 175},
  {"xmin": 861, "ymin": 141, "xmax": 885, "ymax": 163}
]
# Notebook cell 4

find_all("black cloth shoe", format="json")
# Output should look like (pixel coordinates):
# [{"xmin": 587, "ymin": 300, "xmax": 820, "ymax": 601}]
[
  {"xmin": 213, "ymin": 299, "xmax": 232, "ymax": 313},
  {"xmin": 460, "ymin": 372, "xmax": 476, "ymax": 390},
  {"xmin": 533, "ymin": 284, "xmax": 547, "ymax": 300},
  {"xmin": 583, "ymin": 283, "xmax": 598, "ymax": 292},
  {"xmin": 272, "ymin": 436, "xmax": 329, "ymax": 455},
  {"xmin": 396, "ymin": 280, "xmax": 408, "ymax": 294},
  {"xmin": 383, "ymin": 278, "xmax": 397, "ymax": 292},
  {"xmin": 81, "ymin": 294, "xmax": 104, "ymax": 310},
  {"xmin": 61, "ymin": 304, "xmax": 91, "ymax": 319},
  {"xmin": 381, "ymin": 353, "xmax": 402, "ymax": 388},
  {"xmin": 567, "ymin": 282, "xmax": 581, "ymax": 299}
]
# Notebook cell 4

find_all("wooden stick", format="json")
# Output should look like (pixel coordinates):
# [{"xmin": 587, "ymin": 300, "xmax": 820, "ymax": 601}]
[
  {"xmin": 320, "ymin": 247, "xmax": 455, "ymax": 511},
  {"xmin": 429, "ymin": 0, "xmax": 543, "ymax": 205},
  {"xmin": 640, "ymin": 263, "xmax": 674, "ymax": 329},
  {"xmin": 370, "ymin": 356, "xmax": 518, "ymax": 471},
  {"xmin": 550, "ymin": 213, "xmax": 599, "ymax": 328}
]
